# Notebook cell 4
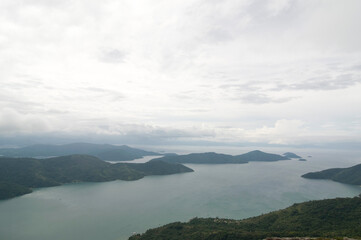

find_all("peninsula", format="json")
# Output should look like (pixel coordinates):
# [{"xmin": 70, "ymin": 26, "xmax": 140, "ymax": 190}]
[
  {"xmin": 302, "ymin": 163, "xmax": 361, "ymax": 185},
  {"xmin": 0, "ymin": 155, "xmax": 193, "ymax": 200}
]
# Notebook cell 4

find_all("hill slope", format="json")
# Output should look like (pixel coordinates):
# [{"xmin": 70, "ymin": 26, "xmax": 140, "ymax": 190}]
[
  {"xmin": 129, "ymin": 197, "xmax": 361, "ymax": 240},
  {"xmin": 0, "ymin": 155, "xmax": 193, "ymax": 200},
  {"xmin": 152, "ymin": 150, "xmax": 288, "ymax": 164},
  {"xmin": 302, "ymin": 163, "xmax": 361, "ymax": 185},
  {"xmin": 0, "ymin": 143, "xmax": 160, "ymax": 161}
]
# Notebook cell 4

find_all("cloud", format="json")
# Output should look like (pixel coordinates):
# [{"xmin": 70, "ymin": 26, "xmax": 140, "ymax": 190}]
[
  {"xmin": 0, "ymin": 108, "xmax": 51, "ymax": 135},
  {"xmin": 237, "ymin": 93, "xmax": 295, "ymax": 104},
  {"xmin": 242, "ymin": 119, "xmax": 361, "ymax": 145},
  {"xmin": 81, "ymin": 87, "xmax": 125, "ymax": 101},
  {"xmin": 266, "ymin": 0, "xmax": 291, "ymax": 16},
  {"xmin": 245, "ymin": 119, "xmax": 306, "ymax": 144},
  {"xmin": 0, "ymin": 0, "xmax": 360, "ymax": 147},
  {"xmin": 275, "ymin": 73, "xmax": 361, "ymax": 91},
  {"xmin": 98, "ymin": 49, "xmax": 127, "ymax": 63}
]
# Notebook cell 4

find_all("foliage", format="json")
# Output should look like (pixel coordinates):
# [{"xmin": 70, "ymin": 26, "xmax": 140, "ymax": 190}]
[
  {"xmin": 0, "ymin": 155, "xmax": 193, "ymax": 200},
  {"xmin": 129, "ymin": 197, "xmax": 361, "ymax": 240},
  {"xmin": 0, "ymin": 181, "xmax": 32, "ymax": 200}
]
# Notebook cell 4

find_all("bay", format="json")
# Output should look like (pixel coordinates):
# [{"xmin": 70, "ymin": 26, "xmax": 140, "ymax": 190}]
[{"xmin": 0, "ymin": 148, "xmax": 360, "ymax": 240}]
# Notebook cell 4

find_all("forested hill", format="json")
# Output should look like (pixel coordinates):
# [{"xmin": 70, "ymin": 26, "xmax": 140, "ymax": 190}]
[
  {"xmin": 0, "ymin": 143, "xmax": 160, "ymax": 161},
  {"xmin": 0, "ymin": 155, "xmax": 193, "ymax": 200},
  {"xmin": 302, "ymin": 163, "xmax": 361, "ymax": 185},
  {"xmin": 151, "ymin": 150, "xmax": 289, "ymax": 164},
  {"xmin": 129, "ymin": 197, "xmax": 361, "ymax": 240}
]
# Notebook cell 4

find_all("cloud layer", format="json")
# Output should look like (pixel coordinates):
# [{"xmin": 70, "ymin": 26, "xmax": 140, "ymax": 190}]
[{"xmin": 1, "ymin": 0, "xmax": 361, "ymax": 147}]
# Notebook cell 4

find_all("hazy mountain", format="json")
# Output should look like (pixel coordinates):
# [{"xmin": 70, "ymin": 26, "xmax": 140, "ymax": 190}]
[
  {"xmin": 235, "ymin": 150, "xmax": 289, "ymax": 162},
  {"xmin": 0, "ymin": 143, "xmax": 160, "ymax": 161},
  {"xmin": 302, "ymin": 163, "xmax": 361, "ymax": 185},
  {"xmin": 283, "ymin": 152, "xmax": 302, "ymax": 158},
  {"xmin": 0, "ymin": 155, "xmax": 193, "ymax": 200},
  {"xmin": 129, "ymin": 197, "xmax": 361, "ymax": 240},
  {"xmin": 152, "ymin": 150, "xmax": 288, "ymax": 164}
]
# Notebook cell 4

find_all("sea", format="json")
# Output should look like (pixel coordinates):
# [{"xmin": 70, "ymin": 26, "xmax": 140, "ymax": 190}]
[{"xmin": 0, "ymin": 147, "xmax": 360, "ymax": 240}]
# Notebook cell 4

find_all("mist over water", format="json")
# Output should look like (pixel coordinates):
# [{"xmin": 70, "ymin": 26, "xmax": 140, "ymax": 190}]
[{"xmin": 0, "ymin": 148, "xmax": 360, "ymax": 240}]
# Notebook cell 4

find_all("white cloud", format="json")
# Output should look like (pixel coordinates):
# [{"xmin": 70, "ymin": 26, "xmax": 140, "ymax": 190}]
[
  {"xmin": 0, "ymin": 0, "xmax": 360, "ymax": 146},
  {"xmin": 266, "ymin": 0, "xmax": 291, "ymax": 16},
  {"xmin": 246, "ymin": 119, "xmax": 307, "ymax": 144},
  {"xmin": 0, "ymin": 108, "xmax": 51, "ymax": 135}
]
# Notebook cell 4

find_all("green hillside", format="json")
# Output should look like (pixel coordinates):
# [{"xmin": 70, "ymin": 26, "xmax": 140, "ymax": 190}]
[
  {"xmin": 129, "ymin": 197, "xmax": 361, "ymax": 240},
  {"xmin": 0, "ymin": 155, "xmax": 193, "ymax": 200},
  {"xmin": 302, "ymin": 163, "xmax": 361, "ymax": 185}
]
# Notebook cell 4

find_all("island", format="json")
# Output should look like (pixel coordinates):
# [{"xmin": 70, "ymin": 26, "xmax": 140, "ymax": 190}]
[
  {"xmin": 302, "ymin": 163, "xmax": 361, "ymax": 185},
  {"xmin": 151, "ymin": 150, "xmax": 289, "ymax": 164},
  {"xmin": 0, "ymin": 155, "xmax": 193, "ymax": 200},
  {"xmin": 283, "ymin": 152, "xmax": 302, "ymax": 158},
  {"xmin": 129, "ymin": 196, "xmax": 361, "ymax": 240},
  {"xmin": 0, "ymin": 143, "xmax": 161, "ymax": 161}
]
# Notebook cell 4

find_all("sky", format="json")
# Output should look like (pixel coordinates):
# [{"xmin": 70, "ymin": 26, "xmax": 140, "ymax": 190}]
[{"xmin": 1, "ymin": 0, "xmax": 361, "ymax": 148}]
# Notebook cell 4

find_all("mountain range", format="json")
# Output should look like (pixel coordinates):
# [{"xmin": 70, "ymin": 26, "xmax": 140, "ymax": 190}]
[{"xmin": 0, "ymin": 143, "xmax": 160, "ymax": 161}]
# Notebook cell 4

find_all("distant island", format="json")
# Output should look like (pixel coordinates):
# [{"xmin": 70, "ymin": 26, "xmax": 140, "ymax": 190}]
[
  {"xmin": 0, "ymin": 143, "xmax": 160, "ymax": 161},
  {"xmin": 0, "ymin": 155, "xmax": 193, "ymax": 200},
  {"xmin": 151, "ymin": 150, "xmax": 289, "ymax": 164},
  {"xmin": 129, "ymin": 196, "xmax": 361, "ymax": 240},
  {"xmin": 283, "ymin": 152, "xmax": 302, "ymax": 158},
  {"xmin": 302, "ymin": 163, "xmax": 361, "ymax": 185}
]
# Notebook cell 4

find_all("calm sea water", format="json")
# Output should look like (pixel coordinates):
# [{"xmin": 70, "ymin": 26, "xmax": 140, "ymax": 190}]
[{"xmin": 0, "ymin": 148, "xmax": 360, "ymax": 240}]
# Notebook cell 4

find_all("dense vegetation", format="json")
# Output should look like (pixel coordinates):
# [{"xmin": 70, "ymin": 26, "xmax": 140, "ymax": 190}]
[
  {"xmin": 129, "ymin": 197, "xmax": 361, "ymax": 240},
  {"xmin": 152, "ymin": 150, "xmax": 289, "ymax": 164},
  {"xmin": 0, "ymin": 155, "xmax": 193, "ymax": 200},
  {"xmin": 0, "ymin": 181, "xmax": 32, "ymax": 200},
  {"xmin": 0, "ymin": 143, "xmax": 160, "ymax": 161},
  {"xmin": 302, "ymin": 163, "xmax": 361, "ymax": 185}
]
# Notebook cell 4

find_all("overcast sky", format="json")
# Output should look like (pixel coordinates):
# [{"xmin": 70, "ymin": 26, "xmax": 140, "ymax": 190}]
[{"xmin": 1, "ymin": 0, "xmax": 361, "ymax": 147}]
